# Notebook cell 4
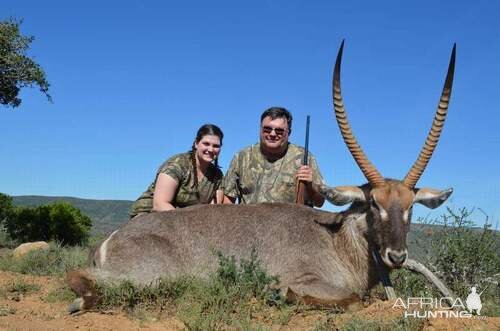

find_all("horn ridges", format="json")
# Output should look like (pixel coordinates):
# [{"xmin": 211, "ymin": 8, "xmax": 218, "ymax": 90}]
[
  {"xmin": 333, "ymin": 40, "xmax": 385, "ymax": 187},
  {"xmin": 403, "ymin": 44, "xmax": 456, "ymax": 188}
]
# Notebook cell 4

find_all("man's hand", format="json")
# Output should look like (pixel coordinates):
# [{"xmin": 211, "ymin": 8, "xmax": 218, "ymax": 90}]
[
  {"xmin": 295, "ymin": 165, "xmax": 324, "ymax": 207},
  {"xmin": 296, "ymin": 165, "xmax": 313, "ymax": 183}
]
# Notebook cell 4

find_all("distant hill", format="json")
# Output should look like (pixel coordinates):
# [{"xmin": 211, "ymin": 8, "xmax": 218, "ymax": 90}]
[{"xmin": 12, "ymin": 195, "xmax": 133, "ymax": 235}]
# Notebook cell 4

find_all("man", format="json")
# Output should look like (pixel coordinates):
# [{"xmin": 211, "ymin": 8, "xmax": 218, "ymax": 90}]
[{"xmin": 222, "ymin": 107, "xmax": 325, "ymax": 206}]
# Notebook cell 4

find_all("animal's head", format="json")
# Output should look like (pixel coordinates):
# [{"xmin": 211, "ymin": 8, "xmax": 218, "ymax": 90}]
[{"xmin": 321, "ymin": 41, "xmax": 456, "ymax": 269}]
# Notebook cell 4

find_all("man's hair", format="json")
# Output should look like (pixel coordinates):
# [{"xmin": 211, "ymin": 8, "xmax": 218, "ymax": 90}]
[{"xmin": 260, "ymin": 107, "xmax": 293, "ymax": 133}]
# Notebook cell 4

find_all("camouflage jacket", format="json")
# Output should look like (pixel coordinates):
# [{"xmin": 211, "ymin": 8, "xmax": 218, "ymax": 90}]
[
  {"xmin": 130, "ymin": 152, "xmax": 223, "ymax": 218},
  {"xmin": 222, "ymin": 143, "xmax": 325, "ymax": 204}
]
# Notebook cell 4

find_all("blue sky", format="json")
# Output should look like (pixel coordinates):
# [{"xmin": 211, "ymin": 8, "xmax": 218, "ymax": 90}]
[{"xmin": 1, "ymin": 1, "xmax": 499, "ymax": 226}]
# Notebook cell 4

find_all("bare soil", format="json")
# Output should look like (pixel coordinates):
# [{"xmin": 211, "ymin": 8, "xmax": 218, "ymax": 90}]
[{"xmin": 0, "ymin": 271, "xmax": 498, "ymax": 331}]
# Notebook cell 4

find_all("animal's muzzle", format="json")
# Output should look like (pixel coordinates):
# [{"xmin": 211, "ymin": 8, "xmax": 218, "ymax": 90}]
[{"xmin": 387, "ymin": 250, "xmax": 407, "ymax": 267}]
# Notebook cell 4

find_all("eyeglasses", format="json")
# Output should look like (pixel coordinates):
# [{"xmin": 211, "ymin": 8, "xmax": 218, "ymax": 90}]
[{"xmin": 261, "ymin": 126, "xmax": 288, "ymax": 136}]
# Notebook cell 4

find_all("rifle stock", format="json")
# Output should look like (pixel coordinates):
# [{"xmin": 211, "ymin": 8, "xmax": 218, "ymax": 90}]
[{"xmin": 295, "ymin": 181, "xmax": 307, "ymax": 205}]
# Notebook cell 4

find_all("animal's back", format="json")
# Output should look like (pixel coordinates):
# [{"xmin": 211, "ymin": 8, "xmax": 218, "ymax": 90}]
[{"xmin": 93, "ymin": 203, "xmax": 338, "ymax": 285}]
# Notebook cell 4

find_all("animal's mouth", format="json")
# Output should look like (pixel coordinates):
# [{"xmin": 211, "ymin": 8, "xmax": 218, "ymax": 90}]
[{"xmin": 381, "ymin": 247, "xmax": 408, "ymax": 269}]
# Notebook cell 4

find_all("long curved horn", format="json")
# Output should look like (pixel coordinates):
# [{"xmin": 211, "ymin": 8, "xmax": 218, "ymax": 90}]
[
  {"xmin": 403, "ymin": 44, "xmax": 456, "ymax": 188},
  {"xmin": 333, "ymin": 40, "xmax": 385, "ymax": 187}
]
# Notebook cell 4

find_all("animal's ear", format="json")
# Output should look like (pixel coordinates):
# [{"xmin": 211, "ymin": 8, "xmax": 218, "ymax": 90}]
[
  {"xmin": 414, "ymin": 187, "xmax": 453, "ymax": 209},
  {"xmin": 319, "ymin": 185, "xmax": 366, "ymax": 206}
]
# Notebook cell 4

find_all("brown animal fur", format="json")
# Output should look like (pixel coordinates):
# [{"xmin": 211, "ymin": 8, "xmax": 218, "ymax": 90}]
[{"xmin": 68, "ymin": 201, "xmax": 391, "ymax": 311}]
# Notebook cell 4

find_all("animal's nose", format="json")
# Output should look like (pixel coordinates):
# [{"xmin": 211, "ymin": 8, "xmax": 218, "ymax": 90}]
[{"xmin": 388, "ymin": 251, "xmax": 407, "ymax": 266}]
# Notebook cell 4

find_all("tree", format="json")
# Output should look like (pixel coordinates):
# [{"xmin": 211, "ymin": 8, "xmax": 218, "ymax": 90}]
[
  {"xmin": 49, "ymin": 202, "xmax": 92, "ymax": 245},
  {"xmin": 0, "ymin": 193, "xmax": 14, "ymax": 223},
  {"xmin": 0, "ymin": 18, "xmax": 51, "ymax": 108},
  {"xmin": 5, "ymin": 202, "xmax": 92, "ymax": 245},
  {"xmin": 5, "ymin": 205, "xmax": 51, "ymax": 242}
]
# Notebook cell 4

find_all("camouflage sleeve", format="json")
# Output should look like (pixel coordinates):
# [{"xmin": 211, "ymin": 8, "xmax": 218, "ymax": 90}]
[
  {"xmin": 221, "ymin": 154, "xmax": 240, "ymax": 199},
  {"xmin": 309, "ymin": 153, "xmax": 326, "ymax": 186},
  {"xmin": 158, "ymin": 154, "xmax": 188, "ymax": 184}
]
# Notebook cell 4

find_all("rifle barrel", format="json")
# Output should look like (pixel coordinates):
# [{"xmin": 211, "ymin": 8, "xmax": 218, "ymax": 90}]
[{"xmin": 303, "ymin": 115, "xmax": 310, "ymax": 165}]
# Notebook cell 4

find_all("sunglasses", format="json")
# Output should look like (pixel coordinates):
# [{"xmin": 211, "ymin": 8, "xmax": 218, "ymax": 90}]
[{"xmin": 261, "ymin": 126, "xmax": 287, "ymax": 136}]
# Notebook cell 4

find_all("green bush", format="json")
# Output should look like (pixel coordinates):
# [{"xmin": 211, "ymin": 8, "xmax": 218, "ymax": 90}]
[
  {"xmin": 3, "ymin": 279, "xmax": 41, "ymax": 296},
  {"xmin": 0, "ymin": 193, "xmax": 18, "ymax": 247},
  {"xmin": 4, "ymin": 201, "xmax": 92, "ymax": 245},
  {"xmin": 429, "ymin": 208, "xmax": 499, "ymax": 298},
  {"xmin": 0, "ymin": 193, "xmax": 14, "ymax": 224},
  {"xmin": 96, "ymin": 250, "xmax": 282, "ymax": 330},
  {"xmin": 214, "ymin": 248, "xmax": 279, "ymax": 301},
  {"xmin": 6, "ymin": 205, "xmax": 51, "ymax": 242},
  {"xmin": 0, "ymin": 241, "xmax": 88, "ymax": 276},
  {"xmin": 391, "ymin": 268, "xmax": 439, "ymax": 299},
  {"xmin": 392, "ymin": 207, "xmax": 499, "ymax": 316},
  {"xmin": 49, "ymin": 202, "xmax": 92, "ymax": 245},
  {"xmin": 0, "ymin": 224, "xmax": 18, "ymax": 248},
  {"xmin": 97, "ymin": 276, "xmax": 194, "ymax": 311},
  {"xmin": 43, "ymin": 284, "xmax": 77, "ymax": 303},
  {"xmin": 427, "ymin": 207, "xmax": 500, "ymax": 315}
]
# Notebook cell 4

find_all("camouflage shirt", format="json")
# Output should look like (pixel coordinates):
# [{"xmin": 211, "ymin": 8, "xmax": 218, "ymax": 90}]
[
  {"xmin": 130, "ymin": 152, "xmax": 223, "ymax": 218},
  {"xmin": 222, "ymin": 143, "xmax": 325, "ymax": 204}
]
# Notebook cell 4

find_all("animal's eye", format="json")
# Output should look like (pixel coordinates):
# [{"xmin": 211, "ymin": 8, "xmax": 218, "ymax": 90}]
[{"xmin": 370, "ymin": 199, "xmax": 380, "ymax": 211}]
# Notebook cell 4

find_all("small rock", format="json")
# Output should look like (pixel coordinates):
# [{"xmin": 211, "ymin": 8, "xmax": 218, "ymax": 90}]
[{"xmin": 12, "ymin": 241, "xmax": 50, "ymax": 259}]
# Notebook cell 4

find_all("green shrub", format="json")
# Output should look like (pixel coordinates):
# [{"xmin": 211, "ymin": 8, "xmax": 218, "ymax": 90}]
[
  {"xmin": 0, "ymin": 224, "xmax": 18, "ymax": 248},
  {"xmin": 6, "ymin": 205, "xmax": 51, "ymax": 242},
  {"xmin": 0, "ymin": 194, "xmax": 16, "ymax": 248},
  {"xmin": 0, "ymin": 305, "xmax": 16, "ymax": 316},
  {"xmin": 4, "ymin": 202, "xmax": 92, "ymax": 245},
  {"xmin": 391, "ymin": 268, "xmax": 439, "ymax": 299},
  {"xmin": 43, "ymin": 284, "xmax": 78, "ymax": 303},
  {"xmin": 0, "ymin": 241, "xmax": 88, "ymax": 276},
  {"xmin": 214, "ymin": 248, "xmax": 279, "ymax": 301},
  {"xmin": 429, "ymin": 208, "xmax": 499, "ymax": 299},
  {"xmin": 97, "ymin": 276, "xmax": 194, "ymax": 311},
  {"xmin": 392, "ymin": 207, "xmax": 499, "ymax": 316},
  {"xmin": 0, "ymin": 279, "xmax": 41, "ymax": 302},
  {"xmin": 175, "ymin": 250, "xmax": 281, "ymax": 329},
  {"xmin": 5, "ymin": 279, "xmax": 41, "ymax": 295},
  {"xmin": 96, "ymin": 250, "xmax": 282, "ymax": 330},
  {"xmin": 49, "ymin": 202, "xmax": 92, "ymax": 245},
  {"xmin": 0, "ymin": 193, "xmax": 14, "ymax": 225}
]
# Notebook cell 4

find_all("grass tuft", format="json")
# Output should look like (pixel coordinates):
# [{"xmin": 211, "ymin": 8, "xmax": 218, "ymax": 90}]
[
  {"xmin": 0, "ymin": 305, "xmax": 16, "ymax": 316},
  {"xmin": 0, "ymin": 279, "xmax": 41, "ymax": 300},
  {"xmin": 43, "ymin": 283, "xmax": 77, "ymax": 303},
  {"xmin": 96, "ymin": 249, "xmax": 283, "ymax": 330},
  {"xmin": 0, "ymin": 241, "xmax": 88, "ymax": 276},
  {"xmin": 96, "ymin": 276, "xmax": 194, "ymax": 311}
]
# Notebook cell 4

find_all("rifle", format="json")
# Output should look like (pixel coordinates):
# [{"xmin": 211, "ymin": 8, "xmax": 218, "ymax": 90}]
[{"xmin": 295, "ymin": 115, "xmax": 310, "ymax": 205}]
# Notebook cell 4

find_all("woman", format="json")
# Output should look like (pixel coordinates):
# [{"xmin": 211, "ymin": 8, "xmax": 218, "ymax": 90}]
[{"xmin": 130, "ymin": 124, "xmax": 224, "ymax": 218}]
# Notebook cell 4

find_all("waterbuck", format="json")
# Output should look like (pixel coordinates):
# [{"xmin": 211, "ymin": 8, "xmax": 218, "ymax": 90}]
[{"xmin": 68, "ymin": 41, "xmax": 456, "ymax": 312}]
